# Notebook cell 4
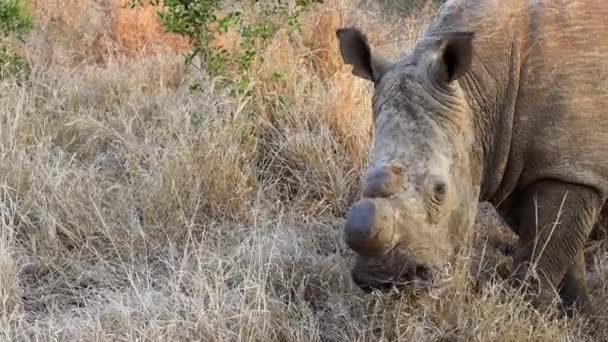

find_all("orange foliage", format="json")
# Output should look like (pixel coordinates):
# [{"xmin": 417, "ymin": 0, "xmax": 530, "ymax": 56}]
[
  {"xmin": 301, "ymin": 9, "xmax": 343, "ymax": 80},
  {"xmin": 110, "ymin": 0, "xmax": 190, "ymax": 56},
  {"xmin": 25, "ymin": 0, "xmax": 190, "ymax": 58},
  {"xmin": 207, "ymin": 21, "xmax": 241, "ymax": 55}
]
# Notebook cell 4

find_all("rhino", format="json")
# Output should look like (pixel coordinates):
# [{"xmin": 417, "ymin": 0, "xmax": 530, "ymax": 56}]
[{"xmin": 337, "ymin": 0, "xmax": 608, "ymax": 314}]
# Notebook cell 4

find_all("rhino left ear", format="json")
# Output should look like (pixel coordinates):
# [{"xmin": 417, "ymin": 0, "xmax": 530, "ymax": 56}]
[
  {"xmin": 430, "ymin": 32, "xmax": 475, "ymax": 84},
  {"xmin": 336, "ymin": 27, "xmax": 392, "ymax": 82}
]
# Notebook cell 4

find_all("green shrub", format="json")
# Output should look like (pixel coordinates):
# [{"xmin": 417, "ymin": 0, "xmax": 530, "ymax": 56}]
[
  {"xmin": 0, "ymin": 0, "xmax": 33, "ymax": 79},
  {"xmin": 129, "ymin": 0, "xmax": 323, "ymax": 96},
  {"xmin": 0, "ymin": 45, "xmax": 27, "ymax": 79},
  {"xmin": 0, "ymin": 0, "xmax": 33, "ymax": 37}
]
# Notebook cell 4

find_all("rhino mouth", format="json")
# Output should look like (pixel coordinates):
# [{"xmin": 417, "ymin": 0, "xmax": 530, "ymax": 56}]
[{"xmin": 350, "ymin": 246, "xmax": 435, "ymax": 293}]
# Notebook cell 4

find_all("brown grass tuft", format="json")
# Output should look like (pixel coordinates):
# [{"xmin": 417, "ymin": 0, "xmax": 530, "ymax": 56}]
[
  {"xmin": 24, "ymin": 0, "xmax": 190, "ymax": 66},
  {"xmin": 301, "ymin": 9, "xmax": 344, "ymax": 80}
]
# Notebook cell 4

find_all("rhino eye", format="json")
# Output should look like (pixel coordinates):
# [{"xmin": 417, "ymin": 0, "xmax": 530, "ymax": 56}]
[{"xmin": 432, "ymin": 181, "xmax": 447, "ymax": 203}]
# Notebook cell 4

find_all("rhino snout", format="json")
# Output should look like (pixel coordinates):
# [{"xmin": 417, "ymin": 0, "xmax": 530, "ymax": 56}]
[{"xmin": 344, "ymin": 198, "xmax": 396, "ymax": 257}]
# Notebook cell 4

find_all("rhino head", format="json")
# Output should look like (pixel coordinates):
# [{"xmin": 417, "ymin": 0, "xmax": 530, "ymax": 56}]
[{"xmin": 337, "ymin": 27, "xmax": 481, "ymax": 292}]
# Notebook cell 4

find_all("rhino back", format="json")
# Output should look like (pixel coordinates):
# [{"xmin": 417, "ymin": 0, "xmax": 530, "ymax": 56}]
[
  {"xmin": 516, "ymin": 0, "xmax": 608, "ymax": 195},
  {"xmin": 426, "ymin": 0, "xmax": 608, "ymax": 200}
]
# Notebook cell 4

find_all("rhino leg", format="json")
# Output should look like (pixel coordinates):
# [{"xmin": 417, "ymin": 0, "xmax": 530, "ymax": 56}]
[
  {"xmin": 558, "ymin": 251, "xmax": 590, "ymax": 315},
  {"xmin": 589, "ymin": 203, "xmax": 608, "ymax": 241},
  {"xmin": 510, "ymin": 179, "xmax": 603, "ymax": 312}
]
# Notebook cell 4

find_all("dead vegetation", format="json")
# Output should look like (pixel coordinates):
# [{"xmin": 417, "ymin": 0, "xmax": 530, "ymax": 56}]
[{"xmin": 1, "ymin": 0, "xmax": 607, "ymax": 341}]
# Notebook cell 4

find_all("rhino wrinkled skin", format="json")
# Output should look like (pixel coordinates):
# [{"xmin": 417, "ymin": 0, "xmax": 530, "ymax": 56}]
[{"xmin": 337, "ymin": 0, "xmax": 608, "ymax": 314}]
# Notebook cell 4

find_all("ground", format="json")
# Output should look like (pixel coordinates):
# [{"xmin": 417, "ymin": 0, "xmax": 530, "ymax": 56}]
[{"xmin": 1, "ymin": 0, "xmax": 607, "ymax": 341}]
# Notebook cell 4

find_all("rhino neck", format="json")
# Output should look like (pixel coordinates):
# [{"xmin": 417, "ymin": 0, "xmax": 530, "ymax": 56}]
[
  {"xmin": 428, "ymin": 0, "xmax": 529, "ymax": 204},
  {"xmin": 459, "ymin": 45, "xmax": 522, "ymax": 204}
]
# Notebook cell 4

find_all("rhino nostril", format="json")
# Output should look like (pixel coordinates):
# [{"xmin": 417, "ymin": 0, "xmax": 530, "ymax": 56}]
[{"xmin": 415, "ymin": 265, "xmax": 432, "ymax": 281}]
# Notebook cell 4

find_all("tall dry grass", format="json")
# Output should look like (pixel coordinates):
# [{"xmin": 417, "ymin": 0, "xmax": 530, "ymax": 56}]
[{"xmin": 1, "ymin": 0, "xmax": 607, "ymax": 341}]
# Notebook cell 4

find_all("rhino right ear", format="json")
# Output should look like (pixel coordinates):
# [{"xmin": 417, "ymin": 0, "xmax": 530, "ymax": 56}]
[
  {"xmin": 429, "ymin": 31, "xmax": 475, "ymax": 84},
  {"xmin": 336, "ymin": 27, "xmax": 392, "ymax": 82}
]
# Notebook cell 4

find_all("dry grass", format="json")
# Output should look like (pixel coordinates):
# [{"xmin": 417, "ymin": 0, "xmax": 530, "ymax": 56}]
[{"xmin": 1, "ymin": 0, "xmax": 607, "ymax": 341}]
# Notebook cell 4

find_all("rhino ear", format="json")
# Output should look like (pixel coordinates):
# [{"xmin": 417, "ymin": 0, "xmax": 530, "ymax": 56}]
[
  {"xmin": 430, "ymin": 32, "xmax": 475, "ymax": 84},
  {"xmin": 336, "ymin": 27, "xmax": 392, "ymax": 82}
]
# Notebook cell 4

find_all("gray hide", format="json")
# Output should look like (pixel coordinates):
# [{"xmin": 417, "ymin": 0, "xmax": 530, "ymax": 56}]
[{"xmin": 337, "ymin": 0, "xmax": 608, "ymax": 315}]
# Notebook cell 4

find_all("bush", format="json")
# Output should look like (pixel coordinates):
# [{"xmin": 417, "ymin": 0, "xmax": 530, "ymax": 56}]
[
  {"xmin": 123, "ymin": 0, "xmax": 372, "ymax": 218},
  {"xmin": 0, "ymin": 0, "xmax": 33, "ymax": 36},
  {"xmin": 0, "ymin": 0, "xmax": 33, "ymax": 79},
  {"xmin": 129, "ymin": 0, "xmax": 323, "ymax": 96},
  {"xmin": 0, "ymin": 45, "xmax": 27, "ymax": 78}
]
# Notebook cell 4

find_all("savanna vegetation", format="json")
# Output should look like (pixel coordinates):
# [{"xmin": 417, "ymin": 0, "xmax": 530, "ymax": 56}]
[{"xmin": 1, "ymin": 0, "xmax": 607, "ymax": 340}]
